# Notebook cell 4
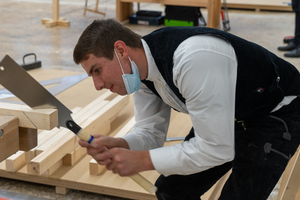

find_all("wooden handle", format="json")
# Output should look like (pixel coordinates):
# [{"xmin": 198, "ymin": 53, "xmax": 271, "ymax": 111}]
[
  {"xmin": 75, "ymin": 127, "xmax": 158, "ymax": 194},
  {"xmin": 130, "ymin": 174, "xmax": 157, "ymax": 194}
]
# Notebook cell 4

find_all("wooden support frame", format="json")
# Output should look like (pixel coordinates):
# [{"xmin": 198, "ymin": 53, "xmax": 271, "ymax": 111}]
[
  {"xmin": 84, "ymin": 0, "xmax": 106, "ymax": 16},
  {"xmin": 41, "ymin": 0, "xmax": 70, "ymax": 28}
]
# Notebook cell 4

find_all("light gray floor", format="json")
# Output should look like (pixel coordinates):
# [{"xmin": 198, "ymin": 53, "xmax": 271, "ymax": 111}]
[{"xmin": 0, "ymin": 0, "xmax": 298, "ymax": 199}]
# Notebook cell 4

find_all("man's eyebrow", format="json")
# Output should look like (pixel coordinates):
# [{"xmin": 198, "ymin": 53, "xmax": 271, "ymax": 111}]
[{"xmin": 88, "ymin": 64, "xmax": 97, "ymax": 76}]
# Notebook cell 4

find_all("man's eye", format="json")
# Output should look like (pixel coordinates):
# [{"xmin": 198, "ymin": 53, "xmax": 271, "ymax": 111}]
[{"xmin": 94, "ymin": 68, "xmax": 100, "ymax": 74}]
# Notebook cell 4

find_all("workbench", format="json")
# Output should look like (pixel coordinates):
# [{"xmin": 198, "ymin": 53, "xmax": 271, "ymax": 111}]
[{"xmin": 116, "ymin": 0, "xmax": 221, "ymax": 29}]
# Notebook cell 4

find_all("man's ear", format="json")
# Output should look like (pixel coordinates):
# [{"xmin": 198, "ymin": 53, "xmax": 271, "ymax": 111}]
[{"xmin": 114, "ymin": 41, "xmax": 128, "ymax": 58}]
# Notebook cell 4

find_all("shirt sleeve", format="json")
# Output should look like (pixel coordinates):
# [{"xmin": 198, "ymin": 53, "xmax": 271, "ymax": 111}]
[
  {"xmin": 122, "ymin": 83, "xmax": 171, "ymax": 151},
  {"xmin": 149, "ymin": 35, "xmax": 238, "ymax": 176}
]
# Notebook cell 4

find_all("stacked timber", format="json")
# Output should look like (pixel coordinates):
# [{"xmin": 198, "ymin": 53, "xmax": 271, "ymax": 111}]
[{"xmin": 1, "ymin": 90, "xmax": 131, "ymax": 175}]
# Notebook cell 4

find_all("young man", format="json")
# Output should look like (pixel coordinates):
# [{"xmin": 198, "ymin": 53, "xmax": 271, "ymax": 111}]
[{"xmin": 74, "ymin": 19, "xmax": 300, "ymax": 200}]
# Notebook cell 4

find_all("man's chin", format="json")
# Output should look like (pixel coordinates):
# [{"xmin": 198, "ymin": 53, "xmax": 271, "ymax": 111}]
[{"xmin": 115, "ymin": 90, "xmax": 128, "ymax": 96}]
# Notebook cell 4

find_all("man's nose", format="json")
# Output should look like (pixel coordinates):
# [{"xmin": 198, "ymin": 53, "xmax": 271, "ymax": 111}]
[{"xmin": 93, "ymin": 76, "xmax": 104, "ymax": 90}]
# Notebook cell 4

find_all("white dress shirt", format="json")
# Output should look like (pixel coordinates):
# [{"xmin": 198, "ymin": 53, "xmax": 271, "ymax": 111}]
[
  {"xmin": 122, "ymin": 35, "xmax": 296, "ymax": 176},
  {"xmin": 123, "ymin": 35, "xmax": 238, "ymax": 176}
]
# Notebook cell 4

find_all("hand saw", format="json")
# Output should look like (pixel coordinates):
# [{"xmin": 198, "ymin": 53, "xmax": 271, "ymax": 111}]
[{"xmin": 0, "ymin": 55, "xmax": 157, "ymax": 194}]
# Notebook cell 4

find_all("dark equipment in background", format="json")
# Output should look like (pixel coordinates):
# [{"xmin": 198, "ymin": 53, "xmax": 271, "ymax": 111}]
[
  {"xmin": 164, "ymin": 5, "xmax": 206, "ymax": 27},
  {"xmin": 20, "ymin": 53, "xmax": 42, "ymax": 71},
  {"xmin": 221, "ymin": 0, "xmax": 230, "ymax": 31},
  {"xmin": 129, "ymin": 10, "xmax": 164, "ymax": 26}
]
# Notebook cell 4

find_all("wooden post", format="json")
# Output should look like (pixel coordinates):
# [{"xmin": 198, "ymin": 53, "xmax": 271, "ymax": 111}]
[
  {"xmin": 19, "ymin": 127, "xmax": 38, "ymax": 151},
  {"xmin": 84, "ymin": 0, "xmax": 106, "ymax": 16},
  {"xmin": 207, "ymin": 0, "xmax": 221, "ymax": 29},
  {"xmin": 41, "ymin": 0, "xmax": 70, "ymax": 28}
]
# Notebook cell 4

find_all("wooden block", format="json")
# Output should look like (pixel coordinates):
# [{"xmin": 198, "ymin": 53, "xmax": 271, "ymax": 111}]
[
  {"xmin": 63, "ymin": 146, "xmax": 87, "ymax": 166},
  {"xmin": 89, "ymin": 158, "xmax": 106, "ymax": 176},
  {"xmin": 0, "ymin": 102, "xmax": 58, "ymax": 130},
  {"xmin": 55, "ymin": 186, "xmax": 70, "ymax": 195},
  {"xmin": 5, "ymin": 151, "xmax": 25, "ymax": 172},
  {"xmin": 0, "ymin": 116, "xmax": 19, "ymax": 162},
  {"xmin": 24, "ymin": 150, "xmax": 35, "ymax": 163},
  {"xmin": 19, "ymin": 127, "xmax": 37, "ymax": 151}
]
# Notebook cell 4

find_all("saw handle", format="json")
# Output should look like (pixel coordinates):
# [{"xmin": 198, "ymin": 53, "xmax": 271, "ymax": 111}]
[{"xmin": 66, "ymin": 120, "xmax": 157, "ymax": 194}]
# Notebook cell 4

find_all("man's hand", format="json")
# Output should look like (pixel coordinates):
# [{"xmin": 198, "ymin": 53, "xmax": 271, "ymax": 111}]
[
  {"xmin": 106, "ymin": 148, "xmax": 154, "ymax": 176},
  {"xmin": 79, "ymin": 135, "xmax": 155, "ymax": 176}
]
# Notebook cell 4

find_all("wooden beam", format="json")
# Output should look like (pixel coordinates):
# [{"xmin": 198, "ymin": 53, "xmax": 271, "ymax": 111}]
[
  {"xmin": 0, "ymin": 116, "xmax": 19, "ymax": 162},
  {"xmin": 277, "ymin": 146, "xmax": 300, "ymax": 200},
  {"xmin": 5, "ymin": 151, "xmax": 25, "ymax": 172},
  {"xmin": 0, "ymin": 102, "xmax": 58, "ymax": 130},
  {"xmin": 19, "ymin": 127, "xmax": 37, "ymax": 151}
]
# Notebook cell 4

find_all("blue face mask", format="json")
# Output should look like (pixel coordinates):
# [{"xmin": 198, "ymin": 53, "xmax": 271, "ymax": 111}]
[{"xmin": 114, "ymin": 49, "xmax": 141, "ymax": 94}]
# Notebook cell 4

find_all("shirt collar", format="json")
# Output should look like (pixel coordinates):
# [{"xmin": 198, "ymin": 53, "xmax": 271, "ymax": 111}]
[{"xmin": 141, "ymin": 39, "xmax": 159, "ymax": 81}]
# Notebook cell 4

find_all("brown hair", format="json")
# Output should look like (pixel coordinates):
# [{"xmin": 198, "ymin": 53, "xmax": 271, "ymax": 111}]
[{"xmin": 73, "ymin": 19, "xmax": 142, "ymax": 64}]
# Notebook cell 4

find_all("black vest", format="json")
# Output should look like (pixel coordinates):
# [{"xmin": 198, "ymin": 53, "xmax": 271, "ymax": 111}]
[{"xmin": 141, "ymin": 27, "xmax": 300, "ymax": 120}]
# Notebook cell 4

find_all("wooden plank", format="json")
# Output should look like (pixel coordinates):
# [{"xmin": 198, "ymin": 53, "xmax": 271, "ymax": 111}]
[
  {"xmin": 0, "ymin": 103, "xmax": 58, "ymax": 130},
  {"xmin": 201, "ymin": 170, "xmax": 231, "ymax": 200},
  {"xmin": 0, "ymin": 116, "xmax": 19, "ymax": 162},
  {"xmin": 277, "ymin": 146, "xmax": 300, "ymax": 200},
  {"xmin": 226, "ymin": 0, "xmax": 292, "ymax": 12},
  {"xmin": 19, "ymin": 127, "xmax": 37, "ymax": 151}
]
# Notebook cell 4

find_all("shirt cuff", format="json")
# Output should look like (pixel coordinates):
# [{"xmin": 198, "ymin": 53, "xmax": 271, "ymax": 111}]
[{"xmin": 149, "ymin": 145, "xmax": 181, "ymax": 176}]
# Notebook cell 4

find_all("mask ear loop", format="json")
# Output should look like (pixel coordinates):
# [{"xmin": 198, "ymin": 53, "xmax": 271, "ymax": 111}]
[{"xmin": 114, "ymin": 49, "xmax": 125, "ymax": 75}]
